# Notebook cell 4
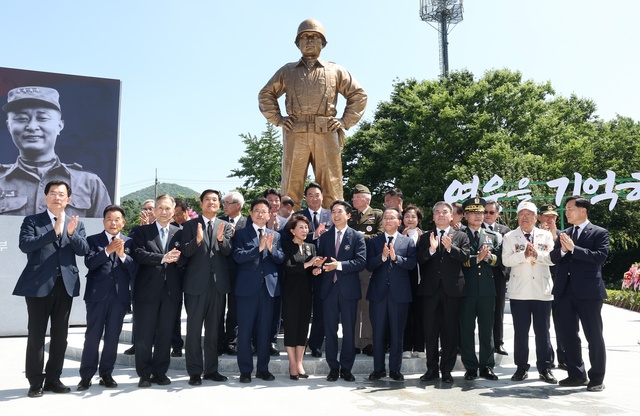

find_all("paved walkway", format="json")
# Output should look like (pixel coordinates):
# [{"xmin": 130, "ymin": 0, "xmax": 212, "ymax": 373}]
[{"xmin": 1, "ymin": 303, "xmax": 639, "ymax": 415}]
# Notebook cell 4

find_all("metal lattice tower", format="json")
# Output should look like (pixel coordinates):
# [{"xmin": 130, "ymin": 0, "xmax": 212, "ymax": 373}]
[{"xmin": 419, "ymin": 0, "xmax": 464, "ymax": 77}]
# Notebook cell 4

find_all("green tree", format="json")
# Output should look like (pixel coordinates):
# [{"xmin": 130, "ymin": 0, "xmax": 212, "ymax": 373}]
[{"xmin": 228, "ymin": 122, "xmax": 283, "ymax": 207}]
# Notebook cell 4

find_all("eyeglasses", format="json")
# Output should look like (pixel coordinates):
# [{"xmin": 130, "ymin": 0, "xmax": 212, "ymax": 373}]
[
  {"xmin": 47, "ymin": 192, "xmax": 68, "ymax": 199},
  {"xmin": 222, "ymin": 201, "xmax": 237, "ymax": 205},
  {"xmin": 484, "ymin": 211, "xmax": 497, "ymax": 215}
]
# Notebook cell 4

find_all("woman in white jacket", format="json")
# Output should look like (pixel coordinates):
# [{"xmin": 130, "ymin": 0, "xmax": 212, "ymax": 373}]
[{"xmin": 502, "ymin": 201, "xmax": 557, "ymax": 384}]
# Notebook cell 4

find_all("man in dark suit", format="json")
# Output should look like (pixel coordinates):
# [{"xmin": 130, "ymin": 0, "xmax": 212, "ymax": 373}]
[
  {"xmin": 169, "ymin": 197, "xmax": 189, "ymax": 358},
  {"xmin": 550, "ymin": 195, "xmax": 609, "ymax": 392},
  {"xmin": 131, "ymin": 194, "xmax": 183, "ymax": 387},
  {"xmin": 417, "ymin": 201, "xmax": 470, "ymax": 383},
  {"xmin": 315, "ymin": 200, "xmax": 366, "ymax": 382},
  {"xmin": 483, "ymin": 199, "xmax": 511, "ymax": 355},
  {"xmin": 460, "ymin": 198, "xmax": 501, "ymax": 381},
  {"xmin": 77, "ymin": 204, "xmax": 136, "ymax": 391},
  {"xmin": 293, "ymin": 182, "xmax": 332, "ymax": 358},
  {"xmin": 219, "ymin": 191, "xmax": 247, "ymax": 355},
  {"xmin": 366, "ymin": 207, "xmax": 416, "ymax": 381},
  {"xmin": 13, "ymin": 180, "xmax": 89, "ymax": 398},
  {"xmin": 181, "ymin": 190, "xmax": 233, "ymax": 386},
  {"xmin": 233, "ymin": 198, "xmax": 285, "ymax": 383}
]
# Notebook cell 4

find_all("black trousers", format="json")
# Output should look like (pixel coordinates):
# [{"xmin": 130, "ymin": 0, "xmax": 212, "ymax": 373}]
[{"xmin": 25, "ymin": 277, "xmax": 73, "ymax": 386}]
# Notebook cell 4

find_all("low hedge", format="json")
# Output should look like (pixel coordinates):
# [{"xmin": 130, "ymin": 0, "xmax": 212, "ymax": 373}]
[{"xmin": 605, "ymin": 289, "xmax": 640, "ymax": 312}]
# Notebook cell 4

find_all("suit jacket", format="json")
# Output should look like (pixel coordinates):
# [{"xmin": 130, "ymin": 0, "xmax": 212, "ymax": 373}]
[
  {"xmin": 317, "ymin": 226, "xmax": 366, "ymax": 301},
  {"xmin": 83, "ymin": 232, "xmax": 136, "ymax": 303},
  {"xmin": 14, "ymin": 211, "xmax": 89, "ymax": 297},
  {"xmin": 366, "ymin": 233, "xmax": 416, "ymax": 303},
  {"xmin": 131, "ymin": 223, "xmax": 183, "ymax": 303},
  {"xmin": 502, "ymin": 227, "xmax": 555, "ymax": 300},
  {"xmin": 181, "ymin": 216, "xmax": 233, "ymax": 295},
  {"xmin": 220, "ymin": 215, "xmax": 247, "ymax": 231},
  {"xmin": 233, "ymin": 225, "xmax": 285, "ymax": 297},
  {"xmin": 462, "ymin": 228, "xmax": 500, "ymax": 297},
  {"xmin": 293, "ymin": 207, "xmax": 333, "ymax": 245},
  {"xmin": 550, "ymin": 222, "xmax": 609, "ymax": 300},
  {"xmin": 416, "ymin": 229, "xmax": 470, "ymax": 297}
]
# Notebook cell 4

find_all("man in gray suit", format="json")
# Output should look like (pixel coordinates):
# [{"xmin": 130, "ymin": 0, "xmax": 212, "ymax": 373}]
[{"xmin": 180, "ymin": 189, "xmax": 233, "ymax": 385}]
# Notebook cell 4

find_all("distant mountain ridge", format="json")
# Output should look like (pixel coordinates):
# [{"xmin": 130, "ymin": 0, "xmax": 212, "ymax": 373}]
[{"xmin": 122, "ymin": 183, "xmax": 200, "ymax": 203}]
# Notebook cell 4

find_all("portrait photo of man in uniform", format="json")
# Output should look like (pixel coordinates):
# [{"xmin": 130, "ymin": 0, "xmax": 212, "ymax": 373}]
[{"xmin": 0, "ymin": 68, "xmax": 119, "ymax": 217}]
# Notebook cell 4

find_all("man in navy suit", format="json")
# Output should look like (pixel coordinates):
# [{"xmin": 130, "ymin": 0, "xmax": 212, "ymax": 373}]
[
  {"xmin": 314, "ymin": 200, "xmax": 366, "ymax": 382},
  {"xmin": 219, "ymin": 191, "xmax": 247, "ymax": 355},
  {"xmin": 181, "ymin": 190, "xmax": 233, "ymax": 386},
  {"xmin": 417, "ymin": 201, "xmax": 470, "ymax": 384},
  {"xmin": 233, "ymin": 197, "xmax": 285, "ymax": 383},
  {"xmin": 293, "ymin": 182, "xmax": 332, "ymax": 357},
  {"xmin": 550, "ymin": 195, "xmax": 610, "ymax": 392},
  {"xmin": 366, "ymin": 207, "xmax": 416, "ymax": 381},
  {"xmin": 13, "ymin": 180, "xmax": 89, "ymax": 398},
  {"xmin": 77, "ymin": 204, "xmax": 136, "ymax": 391},
  {"xmin": 131, "ymin": 194, "xmax": 183, "ymax": 387}
]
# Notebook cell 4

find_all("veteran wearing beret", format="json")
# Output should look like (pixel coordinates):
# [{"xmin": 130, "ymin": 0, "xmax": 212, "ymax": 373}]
[
  {"xmin": 459, "ymin": 197, "xmax": 501, "ymax": 381},
  {"xmin": 1, "ymin": 86, "xmax": 111, "ymax": 217}
]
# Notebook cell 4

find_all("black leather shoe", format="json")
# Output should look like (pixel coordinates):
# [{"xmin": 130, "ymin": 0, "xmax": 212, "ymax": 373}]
[
  {"xmin": 539, "ymin": 369, "xmax": 557, "ymax": 384},
  {"xmin": 368, "ymin": 370, "xmax": 386, "ymax": 380},
  {"xmin": 311, "ymin": 348, "xmax": 322, "ymax": 358},
  {"xmin": 511, "ymin": 368, "xmax": 528, "ymax": 381},
  {"xmin": 494, "ymin": 345, "xmax": 508, "ymax": 355},
  {"xmin": 138, "ymin": 377, "xmax": 151, "ymax": 388},
  {"xmin": 28, "ymin": 385, "xmax": 43, "ymax": 398},
  {"xmin": 480, "ymin": 367, "xmax": 499, "ymax": 381},
  {"xmin": 389, "ymin": 371, "xmax": 404, "ymax": 381},
  {"xmin": 203, "ymin": 372, "xmax": 228, "ymax": 382},
  {"xmin": 239, "ymin": 373, "xmax": 251, "ymax": 383},
  {"xmin": 77, "ymin": 378, "xmax": 92, "ymax": 391},
  {"xmin": 289, "ymin": 374, "xmax": 299, "ymax": 380},
  {"xmin": 226, "ymin": 345, "xmax": 238, "ymax": 356},
  {"xmin": 188, "ymin": 375, "xmax": 202, "ymax": 386},
  {"xmin": 327, "ymin": 369, "xmax": 339, "ymax": 382},
  {"xmin": 420, "ymin": 370, "xmax": 439, "ymax": 381},
  {"xmin": 269, "ymin": 344, "xmax": 280, "ymax": 356},
  {"xmin": 363, "ymin": 344, "xmax": 374, "ymax": 356},
  {"xmin": 123, "ymin": 345, "xmax": 135, "ymax": 355},
  {"xmin": 99, "ymin": 374, "xmax": 118, "ymax": 388},
  {"xmin": 559, "ymin": 376, "xmax": 588, "ymax": 386},
  {"xmin": 256, "ymin": 371, "xmax": 275, "ymax": 381},
  {"xmin": 441, "ymin": 372, "xmax": 454, "ymax": 383},
  {"xmin": 340, "ymin": 369, "xmax": 356, "ymax": 382},
  {"xmin": 171, "ymin": 348, "xmax": 182, "ymax": 357},
  {"xmin": 464, "ymin": 369, "xmax": 477, "ymax": 380},
  {"xmin": 586, "ymin": 383, "xmax": 605, "ymax": 392},
  {"xmin": 43, "ymin": 380, "xmax": 71, "ymax": 393},
  {"xmin": 151, "ymin": 374, "xmax": 171, "ymax": 385}
]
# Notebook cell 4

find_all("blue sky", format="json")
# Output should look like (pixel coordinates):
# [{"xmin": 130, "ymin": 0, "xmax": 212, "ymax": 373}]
[{"xmin": 2, "ymin": 0, "xmax": 639, "ymax": 199}]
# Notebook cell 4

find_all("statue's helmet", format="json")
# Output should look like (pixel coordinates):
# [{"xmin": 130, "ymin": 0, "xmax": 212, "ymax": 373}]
[{"xmin": 295, "ymin": 18, "xmax": 327, "ymax": 46}]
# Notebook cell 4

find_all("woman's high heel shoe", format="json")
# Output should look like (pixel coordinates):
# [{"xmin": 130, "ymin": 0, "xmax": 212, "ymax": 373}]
[
  {"xmin": 298, "ymin": 373, "xmax": 309, "ymax": 379},
  {"xmin": 289, "ymin": 374, "xmax": 299, "ymax": 380}
]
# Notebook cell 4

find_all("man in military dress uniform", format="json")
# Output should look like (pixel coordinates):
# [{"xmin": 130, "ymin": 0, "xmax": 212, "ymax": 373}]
[
  {"xmin": 259, "ymin": 18, "xmax": 367, "ymax": 210},
  {"xmin": 459, "ymin": 197, "xmax": 501, "ymax": 381},
  {"xmin": 1, "ymin": 86, "xmax": 111, "ymax": 217},
  {"xmin": 348, "ymin": 184, "xmax": 383, "ymax": 355}
]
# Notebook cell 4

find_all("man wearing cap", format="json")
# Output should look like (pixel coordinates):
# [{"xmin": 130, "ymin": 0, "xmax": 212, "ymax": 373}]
[
  {"xmin": 1, "ymin": 86, "xmax": 111, "ymax": 217},
  {"xmin": 348, "ymin": 184, "xmax": 383, "ymax": 356},
  {"xmin": 550, "ymin": 196, "xmax": 609, "ymax": 392},
  {"xmin": 259, "ymin": 18, "xmax": 367, "ymax": 210},
  {"xmin": 502, "ymin": 201, "xmax": 557, "ymax": 384},
  {"xmin": 459, "ymin": 197, "xmax": 501, "ymax": 381},
  {"xmin": 482, "ymin": 200, "xmax": 511, "ymax": 356},
  {"xmin": 538, "ymin": 204, "xmax": 566, "ymax": 370}
]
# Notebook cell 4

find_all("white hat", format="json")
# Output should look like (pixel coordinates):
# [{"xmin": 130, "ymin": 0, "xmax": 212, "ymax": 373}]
[{"xmin": 517, "ymin": 201, "xmax": 537, "ymax": 213}]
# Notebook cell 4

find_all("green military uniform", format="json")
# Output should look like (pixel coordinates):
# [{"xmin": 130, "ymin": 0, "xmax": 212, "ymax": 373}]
[
  {"xmin": 347, "ymin": 184, "xmax": 383, "ymax": 352},
  {"xmin": 0, "ymin": 157, "xmax": 111, "ymax": 217},
  {"xmin": 459, "ymin": 199, "xmax": 501, "ymax": 375}
]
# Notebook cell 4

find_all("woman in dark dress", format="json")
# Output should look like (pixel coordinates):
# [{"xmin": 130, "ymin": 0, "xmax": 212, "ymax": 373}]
[
  {"xmin": 282, "ymin": 215, "xmax": 324, "ymax": 379},
  {"xmin": 401, "ymin": 204, "xmax": 425, "ymax": 358}
]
